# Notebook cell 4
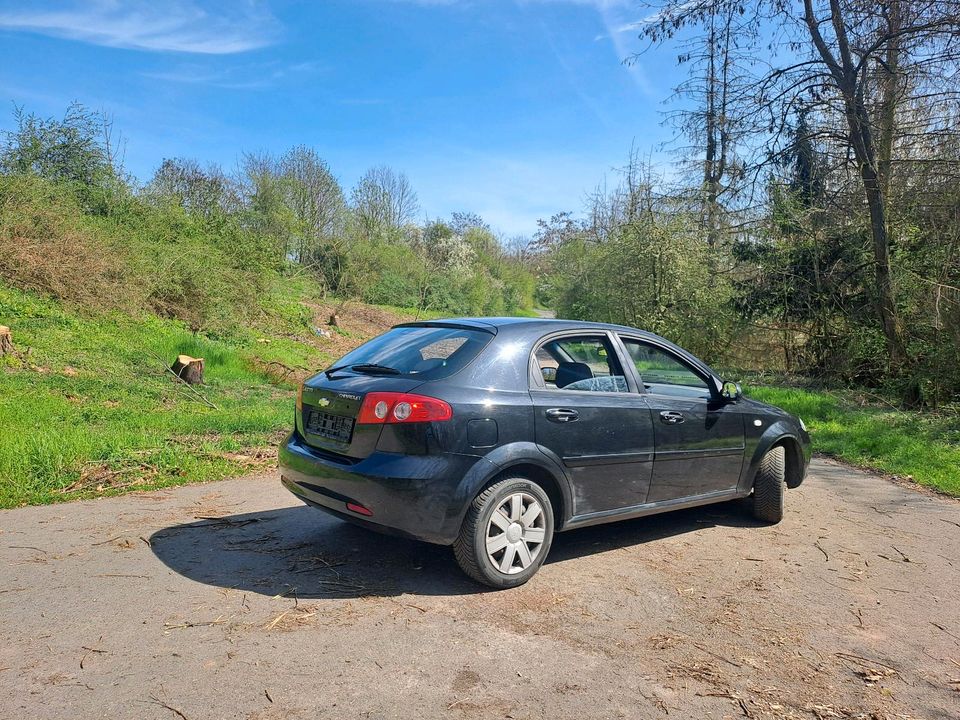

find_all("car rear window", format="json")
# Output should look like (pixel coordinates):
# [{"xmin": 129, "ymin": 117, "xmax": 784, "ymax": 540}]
[{"xmin": 329, "ymin": 325, "xmax": 492, "ymax": 380}]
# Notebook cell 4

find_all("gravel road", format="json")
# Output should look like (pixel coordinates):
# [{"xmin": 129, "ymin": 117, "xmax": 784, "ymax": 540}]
[{"xmin": 2, "ymin": 459, "xmax": 958, "ymax": 719}]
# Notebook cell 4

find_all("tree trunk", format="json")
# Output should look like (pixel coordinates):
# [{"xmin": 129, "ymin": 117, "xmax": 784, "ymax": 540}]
[
  {"xmin": 0, "ymin": 326, "xmax": 12, "ymax": 355},
  {"xmin": 861, "ymin": 166, "xmax": 906, "ymax": 369},
  {"xmin": 171, "ymin": 355, "xmax": 204, "ymax": 385},
  {"xmin": 802, "ymin": 0, "xmax": 907, "ymax": 371},
  {"xmin": 877, "ymin": 0, "xmax": 901, "ymax": 202}
]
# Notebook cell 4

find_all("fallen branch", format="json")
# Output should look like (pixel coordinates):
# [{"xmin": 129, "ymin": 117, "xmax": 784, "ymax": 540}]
[
  {"xmin": 148, "ymin": 695, "xmax": 189, "ymax": 720},
  {"xmin": 691, "ymin": 641, "xmax": 743, "ymax": 668},
  {"xmin": 814, "ymin": 541, "xmax": 829, "ymax": 561},
  {"xmin": 265, "ymin": 610, "xmax": 292, "ymax": 630},
  {"xmin": 163, "ymin": 616, "xmax": 226, "ymax": 630},
  {"xmin": 834, "ymin": 651, "xmax": 900, "ymax": 675},
  {"xmin": 194, "ymin": 516, "xmax": 263, "ymax": 528},
  {"xmin": 930, "ymin": 621, "xmax": 960, "ymax": 642},
  {"xmin": 95, "ymin": 574, "xmax": 149, "ymax": 579},
  {"xmin": 891, "ymin": 545, "xmax": 912, "ymax": 563}
]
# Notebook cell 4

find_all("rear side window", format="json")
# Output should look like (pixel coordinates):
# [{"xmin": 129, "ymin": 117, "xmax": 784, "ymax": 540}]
[
  {"xmin": 533, "ymin": 335, "xmax": 627, "ymax": 392},
  {"xmin": 330, "ymin": 326, "xmax": 491, "ymax": 380}
]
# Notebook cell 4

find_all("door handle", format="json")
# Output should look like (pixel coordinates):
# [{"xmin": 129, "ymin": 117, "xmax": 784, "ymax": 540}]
[
  {"xmin": 545, "ymin": 408, "xmax": 579, "ymax": 423},
  {"xmin": 659, "ymin": 410, "xmax": 685, "ymax": 425}
]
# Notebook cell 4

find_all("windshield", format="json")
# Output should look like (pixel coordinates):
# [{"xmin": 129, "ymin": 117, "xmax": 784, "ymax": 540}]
[{"xmin": 328, "ymin": 326, "xmax": 492, "ymax": 380}]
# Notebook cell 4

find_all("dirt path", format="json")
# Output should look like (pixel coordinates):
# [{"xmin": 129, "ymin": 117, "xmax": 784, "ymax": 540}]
[{"xmin": 1, "ymin": 459, "xmax": 958, "ymax": 719}]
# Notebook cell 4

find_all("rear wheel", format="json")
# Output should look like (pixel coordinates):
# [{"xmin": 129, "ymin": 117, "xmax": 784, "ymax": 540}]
[
  {"xmin": 453, "ymin": 477, "xmax": 554, "ymax": 589},
  {"xmin": 752, "ymin": 446, "xmax": 786, "ymax": 522}
]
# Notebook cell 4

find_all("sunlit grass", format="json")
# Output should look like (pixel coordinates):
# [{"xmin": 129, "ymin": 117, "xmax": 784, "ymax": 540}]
[{"xmin": 0, "ymin": 282, "xmax": 329, "ymax": 508}]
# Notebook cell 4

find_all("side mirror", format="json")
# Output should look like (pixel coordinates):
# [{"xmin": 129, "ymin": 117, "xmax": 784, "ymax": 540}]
[
  {"xmin": 541, "ymin": 366, "xmax": 557, "ymax": 383},
  {"xmin": 721, "ymin": 380, "xmax": 742, "ymax": 401}
]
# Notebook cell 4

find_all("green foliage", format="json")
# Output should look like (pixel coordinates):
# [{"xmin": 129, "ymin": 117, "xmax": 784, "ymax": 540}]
[
  {"xmin": 343, "ymin": 222, "xmax": 535, "ymax": 318},
  {"xmin": 0, "ymin": 173, "xmax": 275, "ymax": 333},
  {"xmin": 542, "ymin": 206, "xmax": 733, "ymax": 358},
  {"xmin": 0, "ymin": 103, "xmax": 536, "ymax": 332},
  {"xmin": 0, "ymin": 102, "xmax": 124, "ymax": 214},
  {"xmin": 732, "ymin": 117, "xmax": 960, "ymax": 406}
]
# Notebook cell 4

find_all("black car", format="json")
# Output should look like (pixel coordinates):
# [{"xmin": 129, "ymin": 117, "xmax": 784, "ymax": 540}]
[{"xmin": 279, "ymin": 318, "xmax": 810, "ymax": 588}]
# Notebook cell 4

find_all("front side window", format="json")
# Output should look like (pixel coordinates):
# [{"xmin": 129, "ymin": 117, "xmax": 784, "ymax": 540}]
[
  {"xmin": 534, "ymin": 335, "xmax": 627, "ymax": 392},
  {"xmin": 620, "ymin": 338, "xmax": 710, "ymax": 398}
]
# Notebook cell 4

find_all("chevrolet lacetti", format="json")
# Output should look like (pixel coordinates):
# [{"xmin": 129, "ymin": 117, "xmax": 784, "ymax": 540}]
[{"xmin": 279, "ymin": 318, "xmax": 811, "ymax": 588}]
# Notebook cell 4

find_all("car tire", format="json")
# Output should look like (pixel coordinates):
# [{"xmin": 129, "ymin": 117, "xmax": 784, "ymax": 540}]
[
  {"xmin": 453, "ymin": 477, "xmax": 554, "ymax": 589},
  {"xmin": 752, "ymin": 445, "xmax": 786, "ymax": 523}
]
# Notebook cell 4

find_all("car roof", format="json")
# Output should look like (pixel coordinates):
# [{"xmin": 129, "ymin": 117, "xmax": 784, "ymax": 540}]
[
  {"xmin": 392, "ymin": 316, "xmax": 723, "ymax": 388},
  {"xmin": 397, "ymin": 316, "xmax": 664, "ymax": 338}
]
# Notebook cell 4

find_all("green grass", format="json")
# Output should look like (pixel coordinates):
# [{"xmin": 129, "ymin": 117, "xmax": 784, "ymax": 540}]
[
  {"xmin": 746, "ymin": 384, "xmax": 960, "ymax": 496},
  {"xmin": 0, "ymin": 280, "xmax": 348, "ymax": 508}
]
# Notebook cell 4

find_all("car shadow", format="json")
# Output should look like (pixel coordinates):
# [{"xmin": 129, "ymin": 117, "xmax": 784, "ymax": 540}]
[{"xmin": 149, "ymin": 500, "xmax": 764, "ymax": 599}]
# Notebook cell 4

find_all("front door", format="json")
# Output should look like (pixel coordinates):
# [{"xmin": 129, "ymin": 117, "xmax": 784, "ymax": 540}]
[
  {"xmin": 618, "ymin": 337, "xmax": 745, "ymax": 502},
  {"xmin": 530, "ymin": 333, "xmax": 656, "ymax": 516}
]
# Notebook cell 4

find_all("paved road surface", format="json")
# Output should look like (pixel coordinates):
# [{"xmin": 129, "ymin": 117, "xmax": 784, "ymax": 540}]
[{"xmin": 2, "ymin": 459, "xmax": 958, "ymax": 719}]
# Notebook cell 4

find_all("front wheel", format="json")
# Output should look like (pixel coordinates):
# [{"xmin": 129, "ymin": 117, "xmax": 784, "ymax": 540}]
[
  {"xmin": 453, "ymin": 477, "xmax": 554, "ymax": 589},
  {"xmin": 752, "ymin": 445, "xmax": 786, "ymax": 523}
]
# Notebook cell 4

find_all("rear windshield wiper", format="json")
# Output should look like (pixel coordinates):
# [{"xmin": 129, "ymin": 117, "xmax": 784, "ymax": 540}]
[
  {"xmin": 324, "ymin": 364, "xmax": 350, "ymax": 379},
  {"xmin": 349, "ymin": 363, "xmax": 401, "ymax": 375},
  {"xmin": 324, "ymin": 363, "xmax": 401, "ymax": 378}
]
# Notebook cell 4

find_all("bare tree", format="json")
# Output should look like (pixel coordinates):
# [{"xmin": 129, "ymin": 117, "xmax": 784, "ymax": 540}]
[
  {"xmin": 279, "ymin": 145, "xmax": 346, "ymax": 262},
  {"xmin": 646, "ymin": 0, "xmax": 753, "ymax": 247},
  {"xmin": 350, "ymin": 166, "xmax": 420, "ymax": 238},
  {"xmin": 148, "ymin": 158, "xmax": 237, "ymax": 218},
  {"xmin": 639, "ymin": 0, "xmax": 960, "ymax": 373}
]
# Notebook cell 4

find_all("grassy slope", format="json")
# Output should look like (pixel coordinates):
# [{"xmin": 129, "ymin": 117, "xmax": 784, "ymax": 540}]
[
  {"xmin": 747, "ymin": 385, "xmax": 960, "ymax": 496},
  {"xmin": 0, "ymin": 278, "xmax": 426, "ymax": 508}
]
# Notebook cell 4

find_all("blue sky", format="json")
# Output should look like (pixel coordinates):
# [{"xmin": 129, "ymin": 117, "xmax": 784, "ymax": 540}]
[{"xmin": 0, "ymin": 0, "xmax": 686, "ymax": 236}]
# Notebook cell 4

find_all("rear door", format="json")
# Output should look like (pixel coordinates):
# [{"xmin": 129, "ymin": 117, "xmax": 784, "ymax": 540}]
[
  {"xmin": 530, "ymin": 332, "xmax": 656, "ymax": 516},
  {"xmin": 618, "ymin": 336, "xmax": 744, "ymax": 502}
]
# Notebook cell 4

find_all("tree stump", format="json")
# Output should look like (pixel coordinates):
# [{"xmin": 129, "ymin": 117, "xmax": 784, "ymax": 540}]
[
  {"xmin": 328, "ymin": 313, "xmax": 340, "ymax": 328},
  {"xmin": 171, "ymin": 354, "xmax": 204, "ymax": 385},
  {"xmin": 0, "ymin": 326, "xmax": 12, "ymax": 355}
]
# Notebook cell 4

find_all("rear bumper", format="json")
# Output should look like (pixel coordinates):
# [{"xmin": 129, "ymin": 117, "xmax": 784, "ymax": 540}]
[{"xmin": 278, "ymin": 431, "xmax": 482, "ymax": 545}]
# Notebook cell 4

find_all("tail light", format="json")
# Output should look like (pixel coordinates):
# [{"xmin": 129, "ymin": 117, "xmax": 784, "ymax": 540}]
[
  {"xmin": 346, "ymin": 502, "xmax": 373, "ymax": 517},
  {"xmin": 356, "ymin": 392, "xmax": 453, "ymax": 424}
]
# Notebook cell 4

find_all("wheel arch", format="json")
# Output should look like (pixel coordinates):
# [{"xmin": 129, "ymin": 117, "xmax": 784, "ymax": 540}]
[
  {"xmin": 451, "ymin": 442, "xmax": 573, "ymax": 532},
  {"xmin": 485, "ymin": 462, "xmax": 566, "ymax": 529},
  {"xmin": 744, "ymin": 425, "xmax": 807, "ymax": 491}
]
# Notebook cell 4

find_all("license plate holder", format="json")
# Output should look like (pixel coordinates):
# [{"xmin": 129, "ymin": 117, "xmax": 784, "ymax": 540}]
[{"xmin": 304, "ymin": 408, "xmax": 355, "ymax": 444}]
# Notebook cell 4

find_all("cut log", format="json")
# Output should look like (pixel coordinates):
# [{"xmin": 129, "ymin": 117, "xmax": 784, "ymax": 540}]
[
  {"xmin": 0, "ymin": 326, "xmax": 12, "ymax": 355},
  {"xmin": 171, "ymin": 354, "xmax": 204, "ymax": 385}
]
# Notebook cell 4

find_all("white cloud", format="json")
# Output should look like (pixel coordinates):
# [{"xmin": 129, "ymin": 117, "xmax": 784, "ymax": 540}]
[
  {"xmin": 142, "ymin": 60, "xmax": 321, "ymax": 90},
  {"xmin": 0, "ymin": 1, "xmax": 279, "ymax": 54}
]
